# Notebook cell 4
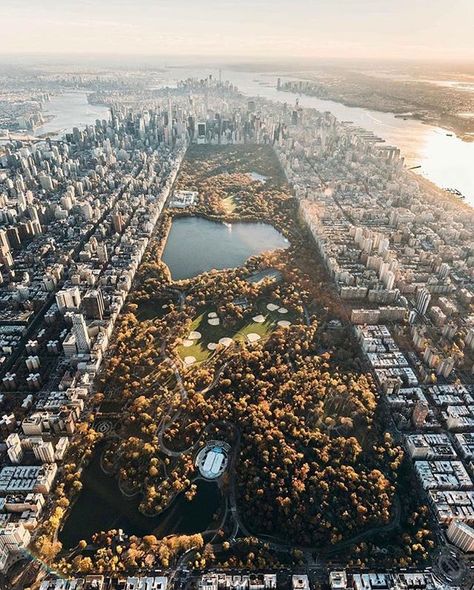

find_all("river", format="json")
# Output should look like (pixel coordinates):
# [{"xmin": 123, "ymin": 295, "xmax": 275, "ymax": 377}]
[
  {"xmin": 161, "ymin": 67, "xmax": 474, "ymax": 207},
  {"xmin": 34, "ymin": 91, "xmax": 110, "ymax": 137},
  {"xmin": 35, "ymin": 71, "xmax": 474, "ymax": 207}
]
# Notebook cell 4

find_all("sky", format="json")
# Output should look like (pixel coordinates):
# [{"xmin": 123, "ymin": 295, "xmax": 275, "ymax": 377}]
[{"xmin": 2, "ymin": 0, "xmax": 474, "ymax": 62}]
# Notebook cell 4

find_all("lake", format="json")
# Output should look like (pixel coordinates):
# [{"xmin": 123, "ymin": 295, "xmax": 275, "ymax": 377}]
[
  {"xmin": 162, "ymin": 217, "xmax": 288, "ymax": 280},
  {"xmin": 59, "ymin": 446, "xmax": 222, "ymax": 549}
]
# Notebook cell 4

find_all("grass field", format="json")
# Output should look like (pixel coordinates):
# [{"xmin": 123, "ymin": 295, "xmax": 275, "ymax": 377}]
[{"xmin": 176, "ymin": 300, "xmax": 297, "ymax": 364}]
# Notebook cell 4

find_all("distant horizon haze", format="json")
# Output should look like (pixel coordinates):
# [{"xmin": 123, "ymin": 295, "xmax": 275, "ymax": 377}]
[{"xmin": 2, "ymin": 0, "xmax": 473, "ymax": 62}]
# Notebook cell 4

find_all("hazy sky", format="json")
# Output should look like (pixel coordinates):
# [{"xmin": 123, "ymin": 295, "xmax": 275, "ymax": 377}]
[{"xmin": 2, "ymin": 0, "xmax": 474, "ymax": 61}]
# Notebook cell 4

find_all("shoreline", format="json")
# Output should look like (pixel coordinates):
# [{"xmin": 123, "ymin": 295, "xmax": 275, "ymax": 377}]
[
  {"xmin": 275, "ymin": 86, "xmax": 474, "ymax": 208},
  {"xmin": 161, "ymin": 211, "xmax": 289, "ymax": 285},
  {"xmin": 408, "ymin": 169, "xmax": 474, "ymax": 214},
  {"xmin": 277, "ymin": 87, "xmax": 474, "ymax": 143}
]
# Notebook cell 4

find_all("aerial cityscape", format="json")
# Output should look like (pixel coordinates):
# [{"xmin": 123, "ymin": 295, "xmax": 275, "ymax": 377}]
[{"xmin": 0, "ymin": 2, "xmax": 474, "ymax": 590}]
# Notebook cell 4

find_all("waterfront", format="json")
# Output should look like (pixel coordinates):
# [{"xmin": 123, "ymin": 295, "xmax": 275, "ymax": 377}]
[
  {"xmin": 227, "ymin": 71, "xmax": 474, "ymax": 207},
  {"xmin": 34, "ymin": 91, "xmax": 110, "ymax": 137},
  {"xmin": 2, "ymin": 71, "xmax": 470, "ymax": 583},
  {"xmin": 162, "ymin": 216, "xmax": 288, "ymax": 280},
  {"xmin": 34, "ymin": 73, "xmax": 474, "ymax": 206},
  {"xmin": 159, "ymin": 67, "xmax": 474, "ymax": 206}
]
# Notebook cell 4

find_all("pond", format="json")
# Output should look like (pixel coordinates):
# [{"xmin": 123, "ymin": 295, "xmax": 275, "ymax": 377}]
[
  {"xmin": 162, "ymin": 217, "xmax": 288, "ymax": 280},
  {"xmin": 59, "ymin": 446, "xmax": 222, "ymax": 549}
]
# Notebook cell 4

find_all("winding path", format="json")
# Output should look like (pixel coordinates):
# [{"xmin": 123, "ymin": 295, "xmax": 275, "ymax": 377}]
[{"xmin": 157, "ymin": 360, "xmax": 229, "ymax": 457}]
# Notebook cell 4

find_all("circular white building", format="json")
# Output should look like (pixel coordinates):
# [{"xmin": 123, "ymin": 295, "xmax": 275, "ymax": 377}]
[{"xmin": 196, "ymin": 441, "xmax": 230, "ymax": 480}]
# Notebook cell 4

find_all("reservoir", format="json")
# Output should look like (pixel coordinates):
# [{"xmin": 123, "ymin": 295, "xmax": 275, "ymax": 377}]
[{"xmin": 162, "ymin": 217, "xmax": 288, "ymax": 280}]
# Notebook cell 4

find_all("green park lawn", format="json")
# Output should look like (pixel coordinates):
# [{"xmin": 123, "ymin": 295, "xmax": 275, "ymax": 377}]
[{"xmin": 176, "ymin": 300, "xmax": 297, "ymax": 365}]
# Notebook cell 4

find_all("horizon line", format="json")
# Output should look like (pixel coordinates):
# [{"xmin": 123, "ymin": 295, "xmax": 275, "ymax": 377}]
[{"xmin": 1, "ymin": 53, "xmax": 474, "ymax": 66}]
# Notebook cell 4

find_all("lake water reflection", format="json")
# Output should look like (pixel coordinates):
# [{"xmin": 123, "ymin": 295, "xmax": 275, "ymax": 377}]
[
  {"xmin": 59, "ymin": 446, "xmax": 221, "ymax": 549},
  {"xmin": 162, "ymin": 217, "xmax": 288, "ymax": 280}
]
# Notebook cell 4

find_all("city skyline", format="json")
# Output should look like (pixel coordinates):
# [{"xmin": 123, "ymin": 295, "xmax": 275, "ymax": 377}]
[
  {"xmin": 2, "ymin": 0, "xmax": 474, "ymax": 61},
  {"xmin": 1, "ymin": 2, "xmax": 474, "ymax": 587}
]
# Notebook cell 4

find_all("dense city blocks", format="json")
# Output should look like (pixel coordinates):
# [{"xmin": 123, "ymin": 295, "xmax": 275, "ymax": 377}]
[{"xmin": 0, "ymin": 70, "xmax": 473, "ymax": 590}]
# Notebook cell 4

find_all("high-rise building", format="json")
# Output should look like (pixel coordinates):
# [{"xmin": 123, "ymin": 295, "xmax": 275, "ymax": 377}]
[
  {"xmin": 412, "ymin": 400, "xmax": 429, "ymax": 429},
  {"xmin": 6, "ymin": 227, "xmax": 21, "ymax": 249},
  {"xmin": 81, "ymin": 202, "xmax": 93, "ymax": 220},
  {"xmin": 0, "ymin": 229, "xmax": 10, "ymax": 251},
  {"xmin": 62, "ymin": 334, "xmax": 78, "ymax": 357},
  {"xmin": 0, "ymin": 522, "xmax": 31, "ymax": 571},
  {"xmin": 27, "ymin": 206, "xmax": 42, "ymax": 234},
  {"xmin": 32, "ymin": 441, "xmax": 55, "ymax": 463},
  {"xmin": 196, "ymin": 122, "xmax": 207, "ymax": 144},
  {"xmin": 56, "ymin": 286, "xmax": 81, "ymax": 312},
  {"xmin": 437, "ymin": 357, "xmax": 455, "ymax": 378},
  {"xmin": 0, "ymin": 245, "xmax": 13, "ymax": 268},
  {"xmin": 167, "ymin": 97, "xmax": 173, "ymax": 141},
  {"xmin": 465, "ymin": 328, "xmax": 474, "ymax": 350},
  {"xmin": 6, "ymin": 433, "xmax": 23, "ymax": 464},
  {"xmin": 38, "ymin": 173, "xmax": 53, "ymax": 191},
  {"xmin": 97, "ymin": 242, "xmax": 108, "ymax": 264},
  {"xmin": 447, "ymin": 520, "xmax": 474, "ymax": 552},
  {"xmin": 416, "ymin": 287, "xmax": 431, "ymax": 316},
  {"xmin": 112, "ymin": 212, "xmax": 124, "ymax": 233},
  {"xmin": 383, "ymin": 270, "xmax": 395, "ymax": 291},
  {"xmin": 71, "ymin": 313, "xmax": 90, "ymax": 352},
  {"xmin": 82, "ymin": 288, "xmax": 105, "ymax": 320},
  {"xmin": 0, "ymin": 523, "xmax": 30, "ymax": 550}
]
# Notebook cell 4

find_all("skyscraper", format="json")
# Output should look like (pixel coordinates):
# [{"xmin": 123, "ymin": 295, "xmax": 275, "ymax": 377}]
[
  {"xmin": 416, "ymin": 287, "xmax": 431, "ymax": 316},
  {"xmin": 82, "ymin": 288, "xmax": 105, "ymax": 320},
  {"xmin": 112, "ymin": 212, "xmax": 124, "ymax": 233},
  {"xmin": 71, "ymin": 313, "xmax": 90, "ymax": 353},
  {"xmin": 56, "ymin": 286, "xmax": 81, "ymax": 312}
]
